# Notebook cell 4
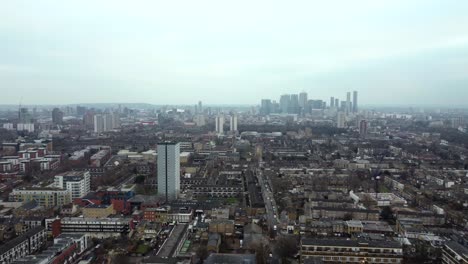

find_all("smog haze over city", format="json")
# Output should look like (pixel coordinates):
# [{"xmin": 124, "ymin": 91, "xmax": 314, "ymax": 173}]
[
  {"xmin": 2, "ymin": 2, "xmax": 468, "ymax": 264},
  {"xmin": 1, "ymin": 1, "xmax": 468, "ymax": 106}
]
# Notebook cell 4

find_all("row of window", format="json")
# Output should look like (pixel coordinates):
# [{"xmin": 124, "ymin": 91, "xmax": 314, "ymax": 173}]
[
  {"xmin": 304, "ymin": 255, "xmax": 401, "ymax": 263},
  {"xmin": 302, "ymin": 246, "xmax": 401, "ymax": 254}
]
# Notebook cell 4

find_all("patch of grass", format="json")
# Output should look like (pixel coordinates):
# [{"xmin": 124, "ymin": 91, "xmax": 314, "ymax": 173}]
[
  {"xmin": 226, "ymin": 197, "xmax": 238, "ymax": 204},
  {"xmin": 379, "ymin": 185, "xmax": 390, "ymax": 193},
  {"xmin": 136, "ymin": 244, "xmax": 150, "ymax": 254}
]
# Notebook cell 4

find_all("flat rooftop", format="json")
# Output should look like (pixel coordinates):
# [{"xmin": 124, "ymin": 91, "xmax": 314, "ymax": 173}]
[
  {"xmin": 157, "ymin": 224, "xmax": 187, "ymax": 258},
  {"xmin": 57, "ymin": 171, "xmax": 87, "ymax": 177},
  {"xmin": 302, "ymin": 238, "xmax": 402, "ymax": 249}
]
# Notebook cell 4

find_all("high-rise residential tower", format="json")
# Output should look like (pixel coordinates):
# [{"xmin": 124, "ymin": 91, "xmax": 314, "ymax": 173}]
[
  {"xmin": 195, "ymin": 114, "xmax": 206, "ymax": 126},
  {"xmin": 346, "ymin": 92, "xmax": 351, "ymax": 114},
  {"xmin": 337, "ymin": 111, "xmax": 346, "ymax": 128},
  {"xmin": 157, "ymin": 142, "xmax": 180, "ymax": 202},
  {"xmin": 359, "ymin": 119, "xmax": 368, "ymax": 137},
  {"xmin": 353, "ymin": 91, "xmax": 358, "ymax": 113},
  {"xmin": 299, "ymin": 92, "xmax": 308, "ymax": 109},
  {"xmin": 52, "ymin": 108, "xmax": 64, "ymax": 125},
  {"xmin": 279, "ymin": 94, "xmax": 291, "ymax": 114},
  {"xmin": 230, "ymin": 114, "xmax": 238, "ymax": 132},
  {"xmin": 93, "ymin": 114, "xmax": 104, "ymax": 133},
  {"xmin": 290, "ymin": 94, "xmax": 300, "ymax": 114},
  {"xmin": 19, "ymin": 108, "xmax": 31, "ymax": 123},
  {"xmin": 215, "ymin": 115, "xmax": 224, "ymax": 135},
  {"xmin": 260, "ymin": 99, "xmax": 272, "ymax": 115}
]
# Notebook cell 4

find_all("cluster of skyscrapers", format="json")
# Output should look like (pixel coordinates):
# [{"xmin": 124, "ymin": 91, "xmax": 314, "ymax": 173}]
[
  {"xmin": 331, "ymin": 91, "xmax": 359, "ymax": 115},
  {"xmin": 260, "ymin": 91, "xmax": 359, "ymax": 116}
]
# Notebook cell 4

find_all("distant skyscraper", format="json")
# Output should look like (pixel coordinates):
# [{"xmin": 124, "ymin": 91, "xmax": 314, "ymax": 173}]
[
  {"xmin": 52, "ymin": 108, "xmax": 63, "ymax": 125},
  {"xmin": 335, "ymin": 98, "xmax": 339, "ymax": 109},
  {"xmin": 198, "ymin": 101, "xmax": 202, "ymax": 113},
  {"xmin": 271, "ymin": 100, "xmax": 280, "ymax": 113},
  {"xmin": 195, "ymin": 114, "xmax": 206, "ymax": 126},
  {"xmin": 93, "ymin": 114, "xmax": 104, "ymax": 133},
  {"xmin": 310, "ymin": 100, "xmax": 324, "ymax": 110},
  {"xmin": 353, "ymin": 91, "xmax": 358, "ymax": 113},
  {"xmin": 290, "ymin": 94, "xmax": 300, "ymax": 114},
  {"xmin": 359, "ymin": 119, "xmax": 368, "ymax": 137},
  {"xmin": 215, "ymin": 115, "xmax": 224, "ymax": 135},
  {"xmin": 279, "ymin": 94, "xmax": 291, "ymax": 113},
  {"xmin": 157, "ymin": 142, "xmax": 180, "ymax": 202},
  {"xmin": 76, "ymin": 106, "xmax": 87, "ymax": 116},
  {"xmin": 450, "ymin": 117, "xmax": 464, "ymax": 128},
  {"xmin": 18, "ymin": 108, "xmax": 31, "ymax": 123},
  {"xmin": 346, "ymin": 92, "xmax": 351, "ymax": 115},
  {"xmin": 299, "ymin": 92, "xmax": 308, "ymax": 110},
  {"xmin": 260, "ymin": 99, "xmax": 272, "ymax": 115},
  {"xmin": 93, "ymin": 112, "xmax": 120, "ymax": 132},
  {"xmin": 111, "ymin": 112, "xmax": 121, "ymax": 129},
  {"xmin": 230, "ymin": 114, "xmax": 238, "ymax": 132},
  {"xmin": 103, "ymin": 113, "xmax": 113, "ymax": 131},
  {"xmin": 83, "ymin": 111, "xmax": 95, "ymax": 129},
  {"xmin": 337, "ymin": 111, "xmax": 346, "ymax": 128},
  {"xmin": 330, "ymin": 97, "xmax": 335, "ymax": 108},
  {"xmin": 340, "ymin": 101, "xmax": 347, "ymax": 111}
]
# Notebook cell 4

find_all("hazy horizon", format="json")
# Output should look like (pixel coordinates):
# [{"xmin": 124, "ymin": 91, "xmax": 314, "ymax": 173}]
[{"xmin": 2, "ymin": 1, "xmax": 468, "ymax": 106}]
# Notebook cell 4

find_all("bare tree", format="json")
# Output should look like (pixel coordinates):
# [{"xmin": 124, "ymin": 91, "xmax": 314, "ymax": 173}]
[
  {"xmin": 252, "ymin": 241, "xmax": 270, "ymax": 264},
  {"xmin": 361, "ymin": 194, "xmax": 375, "ymax": 209},
  {"xmin": 274, "ymin": 236, "xmax": 298, "ymax": 262},
  {"xmin": 196, "ymin": 245, "xmax": 209, "ymax": 263}
]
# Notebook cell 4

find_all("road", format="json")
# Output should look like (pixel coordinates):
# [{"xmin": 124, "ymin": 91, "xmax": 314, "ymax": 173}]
[
  {"xmin": 255, "ymin": 163, "xmax": 282, "ymax": 264},
  {"xmin": 254, "ymin": 163, "xmax": 279, "ymax": 234}
]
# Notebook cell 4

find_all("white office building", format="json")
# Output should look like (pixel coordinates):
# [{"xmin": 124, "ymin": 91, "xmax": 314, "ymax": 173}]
[
  {"xmin": 215, "ymin": 115, "xmax": 224, "ymax": 135},
  {"xmin": 17, "ymin": 123, "xmax": 35, "ymax": 133},
  {"xmin": 93, "ymin": 114, "xmax": 104, "ymax": 133},
  {"xmin": 94, "ymin": 113, "xmax": 120, "ymax": 133},
  {"xmin": 346, "ymin": 92, "xmax": 351, "ymax": 115},
  {"xmin": 230, "ymin": 114, "xmax": 238, "ymax": 132},
  {"xmin": 54, "ymin": 171, "xmax": 91, "ymax": 199},
  {"xmin": 103, "ymin": 114, "xmax": 113, "ymax": 131},
  {"xmin": 111, "ymin": 112, "xmax": 121, "ymax": 128},
  {"xmin": 157, "ymin": 142, "xmax": 180, "ymax": 201},
  {"xmin": 2, "ymin": 123, "xmax": 14, "ymax": 130}
]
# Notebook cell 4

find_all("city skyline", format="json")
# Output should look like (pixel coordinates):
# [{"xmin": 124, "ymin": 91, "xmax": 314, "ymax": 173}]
[
  {"xmin": 2, "ymin": 1, "xmax": 468, "ymax": 106},
  {"xmin": 1, "ymin": 1, "xmax": 468, "ymax": 263}
]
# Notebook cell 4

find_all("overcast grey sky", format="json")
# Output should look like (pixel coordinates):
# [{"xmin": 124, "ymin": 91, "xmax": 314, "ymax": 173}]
[{"xmin": 1, "ymin": 0, "xmax": 468, "ymax": 106}]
